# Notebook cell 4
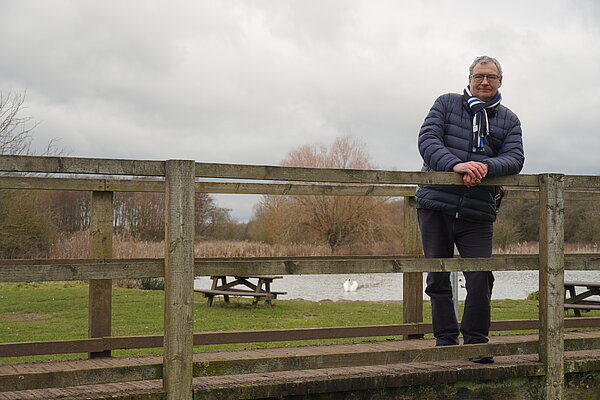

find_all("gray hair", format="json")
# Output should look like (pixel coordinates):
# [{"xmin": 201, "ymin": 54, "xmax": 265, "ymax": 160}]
[{"xmin": 469, "ymin": 56, "xmax": 503, "ymax": 77}]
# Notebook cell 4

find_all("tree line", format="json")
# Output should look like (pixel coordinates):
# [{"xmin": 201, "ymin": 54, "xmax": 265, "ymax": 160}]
[
  {"xmin": 0, "ymin": 92, "xmax": 245, "ymax": 258},
  {"xmin": 2, "ymin": 91, "xmax": 599, "ymax": 259},
  {"xmin": 494, "ymin": 197, "xmax": 600, "ymax": 247}
]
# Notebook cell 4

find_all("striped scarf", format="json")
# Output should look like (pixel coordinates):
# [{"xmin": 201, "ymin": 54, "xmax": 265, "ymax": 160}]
[{"xmin": 463, "ymin": 86, "xmax": 502, "ymax": 153}]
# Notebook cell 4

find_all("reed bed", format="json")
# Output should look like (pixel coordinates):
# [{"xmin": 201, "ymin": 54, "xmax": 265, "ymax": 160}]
[
  {"xmin": 495, "ymin": 241, "xmax": 600, "ymax": 254},
  {"xmin": 45, "ymin": 231, "xmax": 600, "ymax": 260},
  {"xmin": 48, "ymin": 231, "xmax": 333, "ymax": 259}
]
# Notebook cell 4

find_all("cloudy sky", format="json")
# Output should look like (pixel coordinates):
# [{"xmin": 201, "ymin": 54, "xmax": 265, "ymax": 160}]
[{"xmin": 1, "ymin": 1, "xmax": 599, "ymax": 220}]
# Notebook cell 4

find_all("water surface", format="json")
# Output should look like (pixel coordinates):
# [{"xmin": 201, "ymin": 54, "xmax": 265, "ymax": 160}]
[{"xmin": 194, "ymin": 270, "xmax": 600, "ymax": 302}]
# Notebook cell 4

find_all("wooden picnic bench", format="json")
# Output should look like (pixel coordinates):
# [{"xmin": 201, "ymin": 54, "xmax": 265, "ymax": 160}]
[
  {"xmin": 564, "ymin": 281, "xmax": 600, "ymax": 316},
  {"xmin": 195, "ymin": 275, "xmax": 286, "ymax": 308}
]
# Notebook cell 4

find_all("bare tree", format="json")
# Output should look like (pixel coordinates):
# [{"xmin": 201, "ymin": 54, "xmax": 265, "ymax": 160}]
[
  {"xmin": 0, "ymin": 91, "xmax": 38, "ymax": 155},
  {"xmin": 251, "ymin": 136, "xmax": 403, "ymax": 254}
]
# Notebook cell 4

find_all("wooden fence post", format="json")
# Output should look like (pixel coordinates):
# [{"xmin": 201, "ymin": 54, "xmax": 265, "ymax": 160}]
[
  {"xmin": 538, "ymin": 173, "xmax": 565, "ymax": 399},
  {"xmin": 89, "ymin": 191, "xmax": 114, "ymax": 358},
  {"xmin": 163, "ymin": 160, "xmax": 195, "ymax": 399},
  {"xmin": 403, "ymin": 196, "xmax": 424, "ymax": 339}
]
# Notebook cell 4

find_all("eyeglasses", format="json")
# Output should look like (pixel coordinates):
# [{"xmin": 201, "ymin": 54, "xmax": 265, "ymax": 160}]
[{"xmin": 470, "ymin": 74, "xmax": 500, "ymax": 83}]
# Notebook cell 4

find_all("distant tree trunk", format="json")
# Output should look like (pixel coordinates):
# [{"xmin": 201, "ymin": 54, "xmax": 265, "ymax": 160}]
[{"xmin": 52, "ymin": 191, "xmax": 91, "ymax": 232}]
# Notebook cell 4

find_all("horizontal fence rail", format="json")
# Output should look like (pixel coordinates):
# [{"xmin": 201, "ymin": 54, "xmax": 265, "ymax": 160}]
[
  {"xmin": 2, "ymin": 255, "xmax": 600, "ymax": 282},
  {"xmin": 2, "ymin": 155, "xmax": 599, "ymax": 189},
  {"xmin": 0, "ymin": 155, "xmax": 545, "ymax": 186},
  {"xmin": 0, "ymin": 155, "xmax": 166, "ymax": 176},
  {"xmin": 5, "ymin": 175, "xmax": 600, "ymax": 203},
  {"xmin": 2, "ymin": 318, "xmax": 600, "ymax": 358}
]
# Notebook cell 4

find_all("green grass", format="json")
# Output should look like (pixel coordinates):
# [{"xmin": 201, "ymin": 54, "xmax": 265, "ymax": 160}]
[{"xmin": 1, "ymin": 281, "xmax": 598, "ymax": 364}]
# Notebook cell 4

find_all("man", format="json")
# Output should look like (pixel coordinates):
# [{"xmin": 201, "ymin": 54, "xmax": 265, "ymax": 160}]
[{"xmin": 415, "ymin": 56, "xmax": 524, "ymax": 363}]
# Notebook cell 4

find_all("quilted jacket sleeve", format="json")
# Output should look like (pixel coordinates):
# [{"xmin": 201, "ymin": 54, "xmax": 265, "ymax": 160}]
[{"xmin": 418, "ymin": 95, "xmax": 462, "ymax": 172}]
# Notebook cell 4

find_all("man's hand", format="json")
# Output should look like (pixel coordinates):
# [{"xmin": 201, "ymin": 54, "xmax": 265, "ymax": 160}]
[{"xmin": 453, "ymin": 161, "xmax": 488, "ymax": 187}]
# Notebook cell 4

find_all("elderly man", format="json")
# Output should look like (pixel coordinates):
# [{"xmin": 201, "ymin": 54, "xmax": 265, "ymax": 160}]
[{"xmin": 415, "ymin": 56, "xmax": 524, "ymax": 363}]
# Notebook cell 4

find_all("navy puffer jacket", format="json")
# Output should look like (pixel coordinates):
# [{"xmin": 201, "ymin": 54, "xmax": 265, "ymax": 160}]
[{"xmin": 415, "ymin": 93, "xmax": 524, "ymax": 222}]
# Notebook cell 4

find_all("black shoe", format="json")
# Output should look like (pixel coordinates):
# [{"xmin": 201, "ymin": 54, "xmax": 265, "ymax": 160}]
[{"xmin": 469, "ymin": 356, "xmax": 494, "ymax": 364}]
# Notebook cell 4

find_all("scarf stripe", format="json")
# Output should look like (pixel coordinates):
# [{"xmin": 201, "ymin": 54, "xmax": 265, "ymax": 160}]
[{"xmin": 464, "ymin": 87, "xmax": 502, "ymax": 153}]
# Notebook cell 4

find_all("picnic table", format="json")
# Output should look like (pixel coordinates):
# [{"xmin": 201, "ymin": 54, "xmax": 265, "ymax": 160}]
[
  {"xmin": 564, "ymin": 281, "xmax": 600, "ymax": 316},
  {"xmin": 195, "ymin": 275, "xmax": 286, "ymax": 308}
]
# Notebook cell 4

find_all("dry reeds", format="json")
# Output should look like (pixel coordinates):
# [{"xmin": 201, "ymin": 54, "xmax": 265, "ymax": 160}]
[
  {"xmin": 45, "ymin": 232, "xmax": 600, "ymax": 260},
  {"xmin": 48, "ymin": 231, "xmax": 332, "ymax": 259},
  {"xmin": 494, "ymin": 241, "xmax": 600, "ymax": 254},
  {"xmin": 194, "ymin": 240, "xmax": 330, "ymax": 257}
]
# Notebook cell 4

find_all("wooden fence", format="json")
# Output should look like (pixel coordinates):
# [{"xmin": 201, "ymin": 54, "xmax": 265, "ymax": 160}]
[{"xmin": 1, "ymin": 155, "xmax": 600, "ymax": 399}]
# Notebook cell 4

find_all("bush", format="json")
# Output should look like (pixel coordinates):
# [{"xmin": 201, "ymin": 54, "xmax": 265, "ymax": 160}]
[
  {"xmin": 0, "ymin": 190, "xmax": 57, "ymax": 258},
  {"xmin": 493, "ymin": 217, "xmax": 522, "ymax": 248},
  {"xmin": 137, "ymin": 277, "xmax": 164, "ymax": 290}
]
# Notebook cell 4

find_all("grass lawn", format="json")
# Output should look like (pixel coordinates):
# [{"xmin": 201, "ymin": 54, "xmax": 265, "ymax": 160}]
[{"xmin": 0, "ymin": 281, "xmax": 597, "ymax": 364}]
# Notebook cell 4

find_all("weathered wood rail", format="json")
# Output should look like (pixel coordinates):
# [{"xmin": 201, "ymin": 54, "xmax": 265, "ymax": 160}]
[{"xmin": 1, "ymin": 154, "xmax": 600, "ymax": 399}]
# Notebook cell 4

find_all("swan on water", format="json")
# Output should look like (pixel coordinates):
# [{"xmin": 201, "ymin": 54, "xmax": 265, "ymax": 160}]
[{"xmin": 343, "ymin": 278, "xmax": 358, "ymax": 292}]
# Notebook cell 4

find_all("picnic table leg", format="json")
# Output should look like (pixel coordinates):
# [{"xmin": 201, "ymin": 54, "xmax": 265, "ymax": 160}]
[
  {"xmin": 565, "ymin": 286, "xmax": 581, "ymax": 317},
  {"xmin": 220, "ymin": 277, "xmax": 231, "ymax": 304},
  {"xmin": 206, "ymin": 295, "xmax": 214, "ymax": 307},
  {"xmin": 251, "ymin": 278, "xmax": 267, "ymax": 308},
  {"xmin": 264, "ymin": 279, "xmax": 273, "ymax": 307},
  {"xmin": 207, "ymin": 277, "xmax": 218, "ymax": 307},
  {"xmin": 572, "ymin": 293, "xmax": 581, "ymax": 317}
]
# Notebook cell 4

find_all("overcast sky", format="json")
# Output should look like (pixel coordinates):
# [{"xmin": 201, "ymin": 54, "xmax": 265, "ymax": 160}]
[{"xmin": 1, "ymin": 1, "xmax": 599, "ymax": 220}]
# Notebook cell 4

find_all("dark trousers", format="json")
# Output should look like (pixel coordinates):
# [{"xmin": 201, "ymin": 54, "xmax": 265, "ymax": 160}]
[{"xmin": 417, "ymin": 208, "xmax": 494, "ymax": 346}]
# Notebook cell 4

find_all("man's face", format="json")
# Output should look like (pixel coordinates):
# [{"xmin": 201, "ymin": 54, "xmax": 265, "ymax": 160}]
[{"xmin": 469, "ymin": 62, "xmax": 502, "ymax": 101}]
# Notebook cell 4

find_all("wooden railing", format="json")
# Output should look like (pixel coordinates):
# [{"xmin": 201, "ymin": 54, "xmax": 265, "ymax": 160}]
[{"xmin": 2, "ymin": 154, "xmax": 600, "ymax": 399}]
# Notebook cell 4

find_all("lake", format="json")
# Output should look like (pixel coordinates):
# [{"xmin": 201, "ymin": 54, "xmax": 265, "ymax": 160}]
[{"xmin": 194, "ymin": 270, "xmax": 600, "ymax": 302}]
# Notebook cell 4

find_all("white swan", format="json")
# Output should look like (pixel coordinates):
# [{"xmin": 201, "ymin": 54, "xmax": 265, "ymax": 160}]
[{"xmin": 343, "ymin": 278, "xmax": 358, "ymax": 292}]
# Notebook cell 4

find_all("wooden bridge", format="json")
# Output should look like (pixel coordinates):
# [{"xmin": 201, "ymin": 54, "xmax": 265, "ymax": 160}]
[{"xmin": 1, "ymin": 155, "xmax": 600, "ymax": 399}]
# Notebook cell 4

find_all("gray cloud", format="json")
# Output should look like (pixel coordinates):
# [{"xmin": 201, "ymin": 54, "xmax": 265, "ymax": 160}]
[{"xmin": 1, "ymin": 0, "xmax": 599, "ymax": 220}]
